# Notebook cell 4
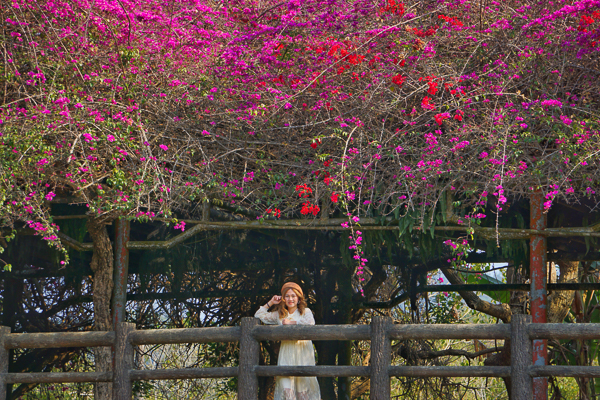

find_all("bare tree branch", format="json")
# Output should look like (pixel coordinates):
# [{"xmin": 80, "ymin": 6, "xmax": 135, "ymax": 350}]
[{"xmin": 440, "ymin": 267, "xmax": 512, "ymax": 323}]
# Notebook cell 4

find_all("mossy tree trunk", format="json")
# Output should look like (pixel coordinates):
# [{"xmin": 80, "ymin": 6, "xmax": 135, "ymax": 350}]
[{"xmin": 87, "ymin": 217, "xmax": 114, "ymax": 400}]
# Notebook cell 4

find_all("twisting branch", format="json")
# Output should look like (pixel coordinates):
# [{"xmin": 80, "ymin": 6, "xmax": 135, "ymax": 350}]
[{"xmin": 440, "ymin": 267, "xmax": 512, "ymax": 323}]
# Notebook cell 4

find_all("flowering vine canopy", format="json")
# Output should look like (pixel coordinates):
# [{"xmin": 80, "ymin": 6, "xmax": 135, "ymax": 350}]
[{"xmin": 2, "ymin": 0, "xmax": 600, "ymax": 269}]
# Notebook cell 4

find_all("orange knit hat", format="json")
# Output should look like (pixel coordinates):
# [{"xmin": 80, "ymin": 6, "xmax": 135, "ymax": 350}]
[{"xmin": 281, "ymin": 282, "xmax": 303, "ymax": 296}]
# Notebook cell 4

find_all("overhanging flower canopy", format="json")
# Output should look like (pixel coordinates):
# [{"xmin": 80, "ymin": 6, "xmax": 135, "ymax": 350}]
[{"xmin": 2, "ymin": 0, "xmax": 600, "ymax": 266}]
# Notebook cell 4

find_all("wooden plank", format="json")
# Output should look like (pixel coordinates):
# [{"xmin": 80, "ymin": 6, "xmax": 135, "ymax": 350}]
[
  {"xmin": 113, "ymin": 323, "xmax": 135, "ymax": 400},
  {"xmin": 255, "ymin": 366, "xmax": 369, "ymax": 377},
  {"xmin": 252, "ymin": 325, "xmax": 370, "ymax": 341},
  {"xmin": 370, "ymin": 316, "xmax": 392, "ymax": 400},
  {"xmin": 238, "ymin": 318, "xmax": 259, "ymax": 400},
  {"xmin": 389, "ymin": 366, "xmax": 511, "ymax": 377},
  {"xmin": 129, "ymin": 326, "xmax": 241, "ymax": 345},
  {"xmin": 5, "ymin": 331, "xmax": 115, "ymax": 349},
  {"xmin": 511, "ymin": 314, "xmax": 533, "ymax": 400},
  {"xmin": 131, "ymin": 367, "xmax": 239, "ymax": 380},
  {"xmin": 528, "ymin": 324, "xmax": 600, "ymax": 340},
  {"xmin": 389, "ymin": 324, "xmax": 510, "ymax": 340},
  {"xmin": 0, "ymin": 327, "xmax": 10, "ymax": 400},
  {"xmin": 530, "ymin": 366, "xmax": 600, "ymax": 378},
  {"xmin": 3, "ymin": 372, "xmax": 112, "ymax": 384}
]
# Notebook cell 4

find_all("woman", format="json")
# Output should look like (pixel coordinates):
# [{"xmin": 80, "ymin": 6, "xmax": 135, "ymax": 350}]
[{"xmin": 255, "ymin": 282, "xmax": 321, "ymax": 400}]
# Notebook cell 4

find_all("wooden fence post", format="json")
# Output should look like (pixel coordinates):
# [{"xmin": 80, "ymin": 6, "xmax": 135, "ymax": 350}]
[
  {"xmin": 0, "ymin": 327, "xmax": 10, "ymax": 400},
  {"xmin": 511, "ymin": 314, "xmax": 533, "ymax": 400},
  {"xmin": 370, "ymin": 316, "xmax": 392, "ymax": 400},
  {"xmin": 113, "ymin": 322, "xmax": 135, "ymax": 400},
  {"xmin": 238, "ymin": 317, "xmax": 259, "ymax": 400}
]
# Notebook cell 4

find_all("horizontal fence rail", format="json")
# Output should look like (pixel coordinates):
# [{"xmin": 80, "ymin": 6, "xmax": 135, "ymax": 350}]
[
  {"xmin": 129, "ymin": 367, "xmax": 239, "ymax": 381},
  {"xmin": 388, "ymin": 324, "xmax": 511, "ymax": 340},
  {"xmin": 389, "ymin": 366, "xmax": 512, "ymax": 378},
  {"xmin": 252, "ymin": 324, "xmax": 371, "ymax": 341},
  {"xmin": 528, "ymin": 323, "xmax": 600, "ymax": 340},
  {"xmin": 4, "ymin": 331, "xmax": 115, "ymax": 349},
  {"xmin": 129, "ymin": 326, "xmax": 241, "ymax": 345},
  {"xmin": 4, "ymin": 371, "xmax": 113, "ymax": 384},
  {"xmin": 0, "ymin": 315, "xmax": 598, "ymax": 400},
  {"xmin": 529, "ymin": 366, "xmax": 600, "ymax": 378}
]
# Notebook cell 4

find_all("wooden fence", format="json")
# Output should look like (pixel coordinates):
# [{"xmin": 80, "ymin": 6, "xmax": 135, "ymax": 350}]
[{"xmin": 0, "ymin": 315, "xmax": 599, "ymax": 400}]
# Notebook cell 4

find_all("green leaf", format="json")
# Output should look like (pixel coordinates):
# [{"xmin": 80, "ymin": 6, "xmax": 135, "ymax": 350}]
[
  {"xmin": 463, "ymin": 271, "xmax": 509, "ymax": 303},
  {"xmin": 585, "ymin": 236, "xmax": 591, "ymax": 255}
]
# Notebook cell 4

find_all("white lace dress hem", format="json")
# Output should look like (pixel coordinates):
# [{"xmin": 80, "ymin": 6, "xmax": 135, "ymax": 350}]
[{"xmin": 254, "ymin": 306, "xmax": 321, "ymax": 400}]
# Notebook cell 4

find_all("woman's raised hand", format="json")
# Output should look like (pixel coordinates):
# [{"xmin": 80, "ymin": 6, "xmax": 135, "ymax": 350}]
[{"xmin": 269, "ymin": 295, "xmax": 282, "ymax": 306}]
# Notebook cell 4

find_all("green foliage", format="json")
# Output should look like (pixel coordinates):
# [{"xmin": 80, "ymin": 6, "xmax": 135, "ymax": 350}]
[
  {"xmin": 429, "ymin": 292, "xmax": 463, "ymax": 324},
  {"xmin": 461, "ymin": 268, "xmax": 509, "ymax": 304}
]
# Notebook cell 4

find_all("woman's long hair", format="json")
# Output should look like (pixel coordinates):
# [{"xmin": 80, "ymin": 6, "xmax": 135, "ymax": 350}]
[{"xmin": 277, "ymin": 288, "xmax": 307, "ymax": 319}]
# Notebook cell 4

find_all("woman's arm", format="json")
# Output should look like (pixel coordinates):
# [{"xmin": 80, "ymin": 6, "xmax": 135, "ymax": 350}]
[
  {"xmin": 254, "ymin": 296, "xmax": 282, "ymax": 325},
  {"xmin": 254, "ymin": 305, "xmax": 280, "ymax": 325}
]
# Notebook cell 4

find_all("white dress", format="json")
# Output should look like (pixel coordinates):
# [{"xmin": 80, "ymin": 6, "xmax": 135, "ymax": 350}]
[{"xmin": 254, "ymin": 306, "xmax": 321, "ymax": 400}]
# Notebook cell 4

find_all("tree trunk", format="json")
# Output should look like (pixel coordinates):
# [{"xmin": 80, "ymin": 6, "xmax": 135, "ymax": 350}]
[
  {"xmin": 547, "ymin": 261, "xmax": 579, "ymax": 323},
  {"xmin": 547, "ymin": 261, "xmax": 588, "ymax": 399},
  {"xmin": 87, "ymin": 217, "xmax": 114, "ymax": 400}
]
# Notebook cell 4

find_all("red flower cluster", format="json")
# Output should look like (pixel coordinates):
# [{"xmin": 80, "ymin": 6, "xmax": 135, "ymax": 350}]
[
  {"xmin": 438, "ymin": 14, "xmax": 463, "ymax": 27},
  {"xmin": 310, "ymin": 139, "xmax": 322, "ymax": 149},
  {"xmin": 347, "ymin": 54, "xmax": 365, "ymax": 65},
  {"xmin": 330, "ymin": 193, "xmax": 339, "ymax": 203},
  {"xmin": 578, "ymin": 13, "xmax": 600, "ymax": 31},
  {"xmin": 419, "ymin": 76, "xmax": 438, "ymax": 95},
  {"xmin": 301, "ymin": 202, "xmax": 320, "ymax": 216},
  {"xmin": 328, "ymin": 44, "xmax": 341, "ymax": 56},
  {"xmin": 434, "ymin": 112, "xmax": 451, "ymax": 125},
  {"xmin": 295, "ymin": 184, "xmax": 313, "ymax": 198},
  {"xmin": 392, "ymin": 74, "xmax": 406, "ymax": 86},
  {"xmin": 266, "ymin": 208, "xmax": 281, "ymax": 218},
  {"xmin": 421, "ymin": 96, "xmax": 435, "ymax": 110},
  {"xmin": 380, "ymin": 0, "xmax": 404, "ymax": 15},
  {"xmin": 408, "ymin": 26, "xmax": 438, "ymax": 37},
  {"xmin": 329, "ymin": 42, "xmax": 365, "ymax": 75}
]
